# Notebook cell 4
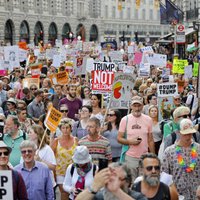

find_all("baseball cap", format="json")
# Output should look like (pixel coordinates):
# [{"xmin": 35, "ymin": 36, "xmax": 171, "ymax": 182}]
[
  {"xmin": 131, "ymin": 96, "xmax": 143, "ymax": 105},
  {"xmin": 180, "ymin": 119, "xmax": 196, "ymax": 135}
]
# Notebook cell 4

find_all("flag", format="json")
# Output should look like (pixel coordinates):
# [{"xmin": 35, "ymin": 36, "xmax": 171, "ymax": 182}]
[
  {"xmin": 154, "ymin": 0, "xmax": 160, "ymax": 10},
  {"xmin": 136, "ymin": 0, "xmax": 140, "ymax": 9},
  {"xmin": 160, "ymin": 2, "xmax": 168, "ymax": 24},
  {"xmin": 166, "ymin": 0, "xmax": 183, "ymax": 24}
]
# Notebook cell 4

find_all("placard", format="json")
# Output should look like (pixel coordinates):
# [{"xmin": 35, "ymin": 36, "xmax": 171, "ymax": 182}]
[
  {"xmin": 157, "ymin": 83, "xmax": 178, "ymax": 97},
  {"xmin": 23, "ymin": 78, "xmax": 40, "ymax": 89},
  {"xmin": 145, "ymin": 53, "xmax": 167, "ymax": 67}
]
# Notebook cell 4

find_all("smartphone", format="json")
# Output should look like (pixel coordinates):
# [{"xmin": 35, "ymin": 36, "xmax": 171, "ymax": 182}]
[
  {"xmin": 98, "ymin": 158, "xmax": 108, "ymax": 171},
  {"xmin": 137, "ymin": 137, "xmax": 142, "ymax": 141}
]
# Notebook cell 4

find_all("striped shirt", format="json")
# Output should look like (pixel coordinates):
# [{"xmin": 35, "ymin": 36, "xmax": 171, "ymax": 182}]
[{"xmin": 78, "ymin": 135, "xmax": 112, "ymax": 164}]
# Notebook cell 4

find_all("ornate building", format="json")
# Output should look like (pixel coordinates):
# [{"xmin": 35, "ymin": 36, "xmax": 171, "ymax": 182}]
[{"xmin": 0, "ymin": 0, "xmax": 169, "ymax": 45}]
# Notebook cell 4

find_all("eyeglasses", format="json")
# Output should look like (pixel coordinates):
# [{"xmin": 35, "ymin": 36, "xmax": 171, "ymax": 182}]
[
  {"xmin": 21, "ymin": 150, "xmax": 33, "ymax": 154},
  {"xmin": 174, "ymin": 98, "xmax": 181, "ymax": 101},
  {"xmin": 60, "ymin": 110, "xmax": 68, "ymax": 113},
  {"xmin": 107, "ymin": 114, "xmax": 115, "ymax": 117},
  {"xmin": 178, "ymin": 114, "xmax": 190, "ymax": 119},
  {"xmin": 0, "ymin": 151, "xmax": 9, "ymax": 156},
  {"xmin": 80, "ymin": 110, "xmax": 89, "ymax": 113},
  {"xmin": 30, "ymin": 88, "xmax": 37, "ymax": 91},
  {"xmin": 0, "ymin": 119, "xmax": 4, "ymax": 122},
  {"xmin": 145, "ymin": 165, "xmax": 160, "ymax": 171}
]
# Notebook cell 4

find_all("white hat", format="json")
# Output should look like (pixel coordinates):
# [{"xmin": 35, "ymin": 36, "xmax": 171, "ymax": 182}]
[
  {"xmin": 0, "ymin": 141, "xmax": 12, "ymax": 153},
  {"xmin": 180, "ymin": 119, "xmax": 197, "ymax": 135},
  {"xmin": 72, "ymin": 146, "xmax": 92, "ymax": 164}
]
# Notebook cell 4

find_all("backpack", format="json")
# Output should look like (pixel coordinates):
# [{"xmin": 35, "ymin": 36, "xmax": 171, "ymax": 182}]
[
  {"xmin": 70, "ymin": 164, "xmax": 97, "ymax": 177},
  {"xmin": 159, "ymin": 119, "xmax": 172, "ymax": 136}
]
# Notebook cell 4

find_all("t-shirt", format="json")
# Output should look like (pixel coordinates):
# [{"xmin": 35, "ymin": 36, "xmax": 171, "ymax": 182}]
[{"xmin": 118, "ymin": 114, "xmax": 152, "ymax": 158}]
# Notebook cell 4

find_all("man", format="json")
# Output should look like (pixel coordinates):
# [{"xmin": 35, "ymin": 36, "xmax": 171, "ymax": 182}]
[
  {"xmin": 133, "ymin": 153, "xmax": 178, "ymax": 200},
  {"xmin": 0, "ymin": 80, "xmax": 7, "ymax": 107},
  {"xmin": 173, "ymin": 94, "xmax": 182, "ymax": 109},
  {"xmin": 59, "ymin": 85, "xmax": 82, "ymax": 120},
  {"xmin": 15, "ymin": 140, "xmax": 54, "ymax": 200},
  {"xmin": 162, "ymin": 118, "xmax": 200, "ymax": 200},
  {"xmin": 196, "ymin": 186, "xmax": 200, "ymax": 200},
  {"xmin": 22, "ymin": 87, "xmax": 34, "ymax": 105},
  {"xmin": 50, "ymin": 84, "xmax": 65, "ymax": 109},
  {"xmin": 5, "ymin": 98, "xmax": 17, "ymax": 117},
  {"xmin": 3, "ymin": 115, "xmax": 26, "ymax": 166},
  {"xmin": 0, "ymin": 140, "xmax": 28, "ymax": 199},
  {"xmin": 117, "ymin": 96, "xmax": 155, "ymax": 181},
  {"xmin": 27, "ymin": 89, "xmax": 45, "ymax": 123},
  {"xmin": 76, "ymin": 162, "xmax": 147, "ymax": 200},
  {"xmin": 79, "ymin": 117, "xmax": 112, "ymax": 165}
]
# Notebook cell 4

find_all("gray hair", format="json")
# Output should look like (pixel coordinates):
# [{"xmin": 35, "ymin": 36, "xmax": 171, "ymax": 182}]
[
  {"xmin": 88, "ymin": 117, "xmax": 101, "ymax": 128},
  {"xmin": 20, "ymin": 140, "xmax": 37, "ymax": 151}
]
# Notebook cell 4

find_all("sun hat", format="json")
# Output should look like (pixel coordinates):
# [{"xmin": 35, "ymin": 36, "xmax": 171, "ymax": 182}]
[
  {"xmin": 131, "ymin": 96, "xmax": 143, "ymax": 105},
  {"xmin": 7, "ymin": 98, "xmax": 17, "ymax": 105},
  {"xmin": 0, "ymin": 141, "xmax": 12, "ymax": 153},
  {"xmin": 72, "ymin": 146, "xmax": 92, "ymax": 164},
  {"xmin": 179, "ymin": 119, "xmax": 197, "ymax": 135},
  {"xmin": 173, "ymin": 106, "xmax": 190, "ymax": 119}
]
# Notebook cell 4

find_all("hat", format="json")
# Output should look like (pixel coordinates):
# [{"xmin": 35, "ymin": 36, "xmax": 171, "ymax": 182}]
[
  {"xmin": 7, "ymin": 98, "xmax": 17, "ymax": 105},
  {"xmin": 72, "ymin": 146, "xmax": 92, "ymax": 164},
  {"xmin": 173, "ymin": 106, "xmax": 190, "ymax": 119},
  {"xmin": 180, "ymin": 119, "xmax": 196, "ymax": 135},
  {"xmin": 1, "ymin": 76, "xmax": 10, "ymax": 82},
  {"xmin": 0, "ymin": 141, "xmax": 12, "ymax": 153},
  {"xmin": 131, "ymin": 96, "xmax": 143, "ymax": 105}
]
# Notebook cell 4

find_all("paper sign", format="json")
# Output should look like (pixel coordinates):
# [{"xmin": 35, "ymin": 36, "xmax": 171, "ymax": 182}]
[
  {"xmin": 184, "ymin": 65, "xmax": 193, "ymax": 79},
  {"xmin": 173, "ymin": 59, "xmax": 188, "ymax": 74},
  {"xmin": 128, "ymin": 46, "xmax": 134, "ymax": 54},
  {"xmin": 23, "ymin": 78, "xmax": 40, "ymax": 89},
  {"xmin": 123, "ymin": 65, "xmax": 135, "ymax": 74},
  {"xmin": 145, "ymin": 53, "xmax": 167, "ymax": 67},
  {"xmin": 0, "ymin": 70, "xmax": 8, "ymax": 76},
  {"xmin": 31, "ymin": 63, "xmax": 42, "ymax": 78},
  {"xmin": 19, "ymin": 49, "xmax": 28, "ymax": 62},
  {"xmin": 157, "ymin": 83, "xmax": 178, "ymax": 97},
  {"xmin": 193, "ymin": 62, "xmax": 199, "ymax": 77},
  {"xmin": 4, "ymin": 46, "xmax": 20, "ymax": 69},
  {"xmin": 86, "ymin": 58, "xmax": 94, "ymax": 73},
  {"xmin": 52, "ymin": 54, "xmax": 61, "ymax": 68},
  {"xmin": 139, "ymin": 63, "xmax": 150, "ymax": 77},
  {"xmin": 0, "ymin": 170, "xmax": 13, "ymax": 200},
  {"xmin": 56, "ymin": 71, "xmax": 69, "ymax": 85},
  {"xmin": 140, "ymin": 46, "xmax": 154, "ymax": 53},
  {"xmin": 133, "ymin": 52, "xmax": 143, "ymax": 64},
  {"xmin": 44, "ymin": 106, "xmax": 62, "ymax": 132},
  {"xmin": 109, "ymin": 51, "xmax": 123, "ymax": 62}
]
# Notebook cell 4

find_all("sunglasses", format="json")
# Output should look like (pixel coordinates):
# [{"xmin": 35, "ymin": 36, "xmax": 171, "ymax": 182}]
[
  {"xmin": 21, "ymin": 150, "xmax": 33, "ymax": 154},
  {"xmin": 178, "ymin": 114, "xmax": 190, "ymax": 119},
  {"xmin": 107, "ymin": 114, "xmax": 115, "ymax": 117},
  {"xmin": 60, "ymin": 110, "xmax": 68, "ymax": 113},
  {"xmin": 0, "ymin": 151, "xmax": 9, "ymax": 156},
  {"xmin": 0, "ymin": 119, "xmax": 4, "ymax": 122},
  {"xmin": 30, "ymin": 88, "xmax": 37, "ymax": 90},
  {"xmin": 145, "ymin": 165, "xmax": 160, "ymax": 171},
  {"xmin": 174, "ymin": 98, "xmax": 181, "ymax": 101}
]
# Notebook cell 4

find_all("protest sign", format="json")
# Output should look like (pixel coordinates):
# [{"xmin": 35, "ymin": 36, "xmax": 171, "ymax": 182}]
[
  {"xmin": 158, "ymin": 96, "xmax": 174, "ymax": 121},
  {"xmin": 18, "ymin": 41, "xmax": 28, "ymax": 50},
  {"xmin": 19, "ymin": 49, "xmax": 28, "ymax": 62},
  {"xmin": 145, "ymin": 53, "xmax": 167, "ymax": 67},
  {"xmin": 184, "ymin": 65, "xmax": 193, "ymax": 79},
  {"xmin": 101, "ymin": 41, "xmax": 118, "ymax": 50},
  {"xmin": 139, "ymin": 63, "xmax": 150, "ymax": 77},
  {"xmin": 140, "ymin": 46, "xmax": 154, "ymax": 54},
  {"xmin": 108, "ymin": 51, "xmax": 123, "ymax": 62},
  {"xmin": 23, "ymin": 78, "xmax": 40, "ymax": 89},
  {"xmin": 52, "ymin": 54, "xmax": 61, "ymax": 68},
  {"xmin": 86, "ymin": 58, "xmax": 94, "ymax": 73},
  {"xmin": 157, "ymin": 83, "xmax": 178, "ymax": 97},
  {"xmin": 173, "ymin": 59, "xmax": 188, "ymax": 74},
  {"xmin": 30, "ymin": 63, "xmax": 42, "ymax": 78},
  {"xmin": 111, "ymin": 73, "xmax": 136, "ymax": 109},
  {"xmin": 74, "ymin": 57, "xmax": 87, "ymax": 75},
  {"xmin": 91, "ymin": 62, "xmax": 115, "ymax": 93},
  {"xmin": 83, "ymin": 42, "xmax": 94, "ymax": 52},
  {"xmin": 133, "ymin": 52, "xmax": 143, "ymax": 64},
  {"xmin": 44, "ymin": 106, "xmax": 62, "ymax": 132},
  {"xmin": 4, "ymin": 46, "xmax": 20, "ymax": 69},
  {"xmin": 123, "ymin": 65, "xmax": 135, "ymax": 74},
  {"xmin": 0, "ymin": 170, "xmax": 13, "ymax": 200},
  {"xmin": 56, "ymin": 71, "xmax": 69, "ymax": 85},
  {"xmin": 116, "ymin": 61, "xmax": 127, "ymax": 71},
  {"xmin": 193, "ymin": 62, "xmax": 199, "ymax": 77},
  {"xmin": 0, "ymin": 70, "xmax": 7, "ymax": 76}
]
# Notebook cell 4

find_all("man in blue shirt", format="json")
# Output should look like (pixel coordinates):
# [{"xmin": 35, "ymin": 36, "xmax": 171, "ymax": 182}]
[{"xmin": 15, "ymin": 140, "xmax": 54, "ymax": 200}]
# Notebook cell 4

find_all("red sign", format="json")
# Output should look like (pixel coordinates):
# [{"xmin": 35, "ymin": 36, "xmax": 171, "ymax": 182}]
[
  {"xmin": 177, "ymin": 24, "xmax": 185, "ymax": 32},
  {"xmin": 92, "ymin": 70, "xmax": 114, "ymax": 93}
]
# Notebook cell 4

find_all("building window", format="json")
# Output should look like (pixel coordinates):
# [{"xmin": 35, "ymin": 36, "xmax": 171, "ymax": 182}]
[
  {"xmin": 127, "ymin": 7, "xmax": 130, "ymax": 19},
  {"xmin": 112, "ymin": 6, "xmax": 116, "ymax": 18},
  {"xmin": 135, "ymin": 9, "xmax": 138, "ymax": 19},
  {"xmin": 120, "ymin": 9, "xmax": 124, "ymax": 19},
  {"xmin": 105, "ymin": 5, "xmax": 108, "ymax": 18},
  {"xmin": 142, "ymin": 9, "xmax": 145, "ymax": 20},
  {"xmin": 150, "ymin": 9, "xmax": 153, "ymax": 20}
]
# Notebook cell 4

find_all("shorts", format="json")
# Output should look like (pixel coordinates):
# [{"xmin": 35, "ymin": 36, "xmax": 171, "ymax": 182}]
[{"xmin": 56, "ymin": 175, "xmax": 65, "ymax": 184}]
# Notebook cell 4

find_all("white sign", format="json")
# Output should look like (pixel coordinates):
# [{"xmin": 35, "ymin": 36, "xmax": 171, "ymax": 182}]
[
  {"xmin": 139, "ymin": 63, "xmax": 150, "ymax": 77},
  {"xmin": 184, "ymin": 65, "xmax": 193, "ymax": 79},
  {"xmin": 157, "ymin": 83, "xmax": 178, "ymax": 97},
  {"xmin": 145, "ymin": 53, "xmax": 167, "ymax": 67},
  {"xmin": 140, "ymin": 46, "xmax": 154, "ymax": 54},
  {"xmin": 176, "ymin": 24, "xmax": 185, "ymax": 44},
  {"xmin": 52, "ymin": 54, "xmax": 61, "ymax": 68},
  {"xmin": 19, "ymin": 49, "xmax": 28, "ymax": 62},
  {"xmin": 0, "ymin": 171, "xmax": 13, "ymax": 200},
  {"xmin": 109, "ymin": 51, "xmax": 123, "ymax": 62},
  {"xmin": 4, "ymin": 46, "xmax": 20, "ymax": 69},
  {"xmin": 86, "ymin": 58, "xmax": 94, "ymax": 73}
]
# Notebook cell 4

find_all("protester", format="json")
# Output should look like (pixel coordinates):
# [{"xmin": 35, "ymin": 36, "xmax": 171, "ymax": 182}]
[
  {"xmin": 81, "ymin": 86, "xmax": 91, "ymax": 106},
  {"xmin": 118, "ymin": 96, "xmax": 155, "ymax": 181},
  {"xmin": 196, "ymin": 186, "xmax": 200, "ymax": 200},
  {"xmin": 0, "ymin": 140, "xmax": 28, "ymax": 199},
  {"xmin": 5, "ymin": 97, "xmax": 17, "ymax": 117},
  {"xmin": 15, "ymin": 140, "xmax": 54, "ymax": 200},
  {"xmin": 162, "ymin": 118, "xmax": 200, "ymax": 199}
]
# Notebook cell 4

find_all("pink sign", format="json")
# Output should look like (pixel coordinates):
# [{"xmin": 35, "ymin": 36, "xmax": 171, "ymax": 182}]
[
  {"xmin": 133, "ymin": 52, "xmax": 143, "ymax": 64},
  {"xmin": 0, "ymin": 70, "xmax": 7, "ymax": 76}
]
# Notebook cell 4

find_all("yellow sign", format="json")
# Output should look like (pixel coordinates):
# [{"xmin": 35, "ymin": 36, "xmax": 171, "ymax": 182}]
[
  {"xmin": 23, "ymin": 78, "xmax": 40, "ymax": 89},
  {"xmin": 44, "ymin": 106, "xmax": 62, "ymax": 132},
  {"xmin": 56, "ymin": 71, "xmax": 69, "ymax": 85},
  {"xmin": 173, "ymin": 59, "xmax": 188, "ymax": 74}
]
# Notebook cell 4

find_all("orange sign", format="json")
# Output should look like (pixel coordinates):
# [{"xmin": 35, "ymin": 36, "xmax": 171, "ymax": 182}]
[
  {"xmin": 18, "ymin": 41, "xmax": 28, "ymax": 50},
  {"xmin": 44, "ymin": 106, "xmax": 62, "ymax": 132},
  {"xmin": 31, "ymin": 63, "xmax": 42, "ymax": 78},
  {"xmin": 49, "ymin": 71, "xmax": 69, "ymax": 85}
]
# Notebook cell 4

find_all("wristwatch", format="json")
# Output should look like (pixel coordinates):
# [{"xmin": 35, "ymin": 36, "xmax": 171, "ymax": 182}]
[{"xmin": 88, "ymin": 185, "xmax": 98, "ymax": 194}]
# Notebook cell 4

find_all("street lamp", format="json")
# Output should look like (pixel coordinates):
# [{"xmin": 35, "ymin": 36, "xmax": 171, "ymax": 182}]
[{"xmin": 145, "ymin": 33, "xmax": 150, "ymax": 45}]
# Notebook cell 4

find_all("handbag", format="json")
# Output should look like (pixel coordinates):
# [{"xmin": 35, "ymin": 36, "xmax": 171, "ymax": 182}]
[{"xmin": 120, "ymin": 116, "xmax": 129, "ymax": 163}]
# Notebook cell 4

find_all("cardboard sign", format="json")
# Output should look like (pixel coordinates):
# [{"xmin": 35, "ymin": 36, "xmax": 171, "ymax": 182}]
[
  {"xmin": 0, "ymin": 170, "xmax": 13, "ymax": 200},
  {"xmin": 140, "ymin": 46, "xmax": 154, "ymax": 54},
  {"xmin": 145, "ymin": 53, "xmax": 167, "ymax": 67},
  {"xmin": 111, "ymin": 73, "xmax": 136, "ymax": 109},
  {"xmin": 23, "ymin": 78, "xmax": 40, "ymax": 89},
  {"xmin": 44, "ymin": 106, "xmax": 62, "ymax": 132},
  {"xmin": 173, "ymin": 59, "xmax": 188, "ymax": 74},
  {"xmin": 30, "ymin": 63, "xmax": 42, "ymax": 78},
  {"xmin": 157, "ymin": 83, "xmax": 178, "ymax": 97},
  {"xmin": 56, "ymin": 71, "xmax": 69, "ymax": 85},
  {"xmin": 193, "ymin": 62, "xmax": 199, "ymax": 77},
  {"xmin": 184, "ymin": 65, "xmax": 193, "ymax": 79},
  {"xmin": 133, "ymin": 52, "xmax": 143, "ymax": 64},
  {"xmin": 139, "ymin": 63, "xmax": 150, "ymax": 77},
  {"xmin": 4, "ymin": 46, "xmax": 20, "ymax": 69}
]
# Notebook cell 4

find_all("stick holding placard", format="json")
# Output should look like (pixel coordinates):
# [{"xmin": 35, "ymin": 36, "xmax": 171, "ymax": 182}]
[{"xmin": 37, "ymin": 128, "xmax": 48, "ymax": 153}]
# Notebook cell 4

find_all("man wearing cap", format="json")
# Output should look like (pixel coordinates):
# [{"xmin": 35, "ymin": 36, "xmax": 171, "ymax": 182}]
[
  {"xmin": 162, "ymin": 118, "xmax": 200, "ymax": 200},
  {"xmin": 4, "ymin": 98, "xmax": 17, "ymax": 117},
  {"xmin": 0, "ymin": 140, "xmax": 28, "ymax": 199},
  {"xmin": 118, "ymin": 96, "xmax": 155, "ymax": 182}
]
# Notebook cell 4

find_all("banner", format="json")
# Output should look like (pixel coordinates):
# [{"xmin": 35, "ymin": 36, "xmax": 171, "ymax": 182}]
[
  {"xmin": 157, "ymin": 83, "xmax": 178, "ymax": 97},
  {"xmin": 111, "ymin": 73, "xmax": 136, "ymax": 109},
  {"xmin": 0, "ymin": 171, "xmax": 13, "ymax": 200},
  {"xmin": 44, "ymin": 106, "xmax": 62, "ymax": 132},
  {"xmin": 91, "ymin": 62, "xmax": 115, "ymax": 93},
  {"xmin": 23, "ymin": 78, "xmax": 40, "ymax": 89}
]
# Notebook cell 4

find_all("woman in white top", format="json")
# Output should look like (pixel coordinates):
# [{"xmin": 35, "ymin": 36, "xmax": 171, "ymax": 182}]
[{"xmin": 63, "ymin": 146, "xmax": 98, "ymax": 200}]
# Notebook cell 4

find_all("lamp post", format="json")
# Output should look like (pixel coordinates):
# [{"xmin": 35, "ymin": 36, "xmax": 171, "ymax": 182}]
[{"xmin": 170, "ymin": 24, "xmax": 177, "ymax": 55}]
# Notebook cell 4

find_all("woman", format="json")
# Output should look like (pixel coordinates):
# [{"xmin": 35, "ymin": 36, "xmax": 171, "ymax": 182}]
[
  {"xmin": 51, "ymin": 118, "xmax": 78, "ymax": 200},
  {"xmin": 27, "ymin": 124, "xmax": 57, "ymax": 188},
  {"xmin": 90, "ymin": 94, "xmax": 103, "ymax": 123},
  {"xmin": 103, "ymin": 109, "xmax": 122, "ymax": 162},
  {"xmin": 72, "ymin": 105, "xmax": 92, "ymax": 139},
  {"xmin": 80, "ymin": 86, "xmax": 91, "ymax": 106},
  {"xmin": 42, "ymin": 77, "xmax": 54, "ymax": 94},
  {"xmin": 63, "ymin": 146, "xmax": 97, "ymax": 200},
  {"xmin": 148, "ymin": 105, "xmax": 162, "ymax": 155}
]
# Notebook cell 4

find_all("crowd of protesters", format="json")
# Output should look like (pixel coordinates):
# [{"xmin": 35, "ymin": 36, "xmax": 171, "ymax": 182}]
[{"xmin": 0, "ymin": 40, "xmax": 199, "ymax": 200}]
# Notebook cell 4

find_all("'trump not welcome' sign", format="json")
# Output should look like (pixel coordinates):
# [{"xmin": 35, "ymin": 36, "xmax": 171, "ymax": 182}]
[{"xmin": 157, "ymin": 83, "xmax": 178, "ymax": 97}]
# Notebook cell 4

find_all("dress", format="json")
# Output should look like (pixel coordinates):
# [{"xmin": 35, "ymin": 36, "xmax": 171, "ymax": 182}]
[{"xmin": 161, "ymin": 142, "xmax": 200, "ymax": 200}]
